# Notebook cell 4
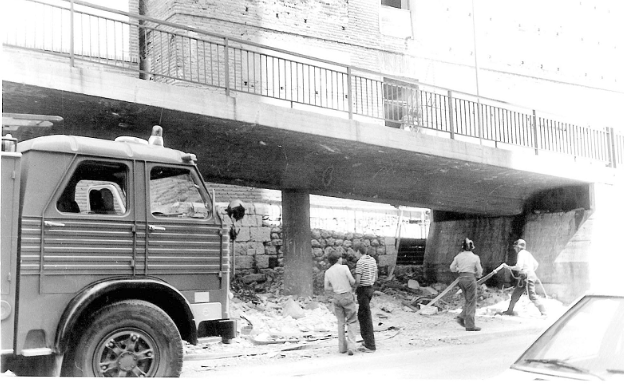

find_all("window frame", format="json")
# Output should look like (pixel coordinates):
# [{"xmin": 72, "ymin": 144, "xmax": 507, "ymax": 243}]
[
  {"xmin": 55, "ymin": 158, "xmax": 130, "ymax": 217},
  {"xmin": 147, "ymin": 164, "xmax": 214, "ymax": 221}
]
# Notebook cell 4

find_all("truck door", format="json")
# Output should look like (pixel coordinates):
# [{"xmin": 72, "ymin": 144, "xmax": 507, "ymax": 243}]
[
  {"xmin": 145, "ymin": 164, "xmax": 224, "ymax": 291},
  {"xmin": 40, "ymin": 158, "xmax": 136, "ymax": 293}
]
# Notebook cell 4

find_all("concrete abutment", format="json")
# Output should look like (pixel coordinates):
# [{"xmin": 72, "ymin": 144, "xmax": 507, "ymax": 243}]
[{"xmin": 423, "ymin": 183, "xmax": 621, "ymax": 303}]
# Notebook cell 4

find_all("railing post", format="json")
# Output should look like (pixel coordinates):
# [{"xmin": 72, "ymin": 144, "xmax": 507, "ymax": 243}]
[
  {"xmin": 415, "ymin": 84, "xmax": 422, "ymax": 126},
  {"xmin": 532, "ymin": 109, "xmax": 539, "ymax": 155},
  {"xmin": 476, "ymin": 98, "xmax": 483, "ymax": 145},
  {"xmin": 447, "ymin": 90, "xmax": 455, "ymax": 140},
  {"xmin": 569, "ymin": 124, "xmax": 577, "ymax": 159},
  {"xmin": 224, "ymin": 38, "xmax": 230, "ymax": 97},
  {"xmin": 346, "ymin": 67, "xmax": 353, "ymax": 119},
  {"xmin": 69, "ymin": 0, "xmax": 75, "ymax": 67},
  {"xmin": 607, "ymin": 126, "xmax": 617, "ymax": 168}
]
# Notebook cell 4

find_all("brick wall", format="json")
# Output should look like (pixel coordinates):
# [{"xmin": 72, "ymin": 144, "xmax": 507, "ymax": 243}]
[
  {"xmin": 141, "ymin": 0, "xmax": 409, "ymax": 74},
  {"xmin": 139, "ymin": 0, "xmax": 621, "ymax": 127}
]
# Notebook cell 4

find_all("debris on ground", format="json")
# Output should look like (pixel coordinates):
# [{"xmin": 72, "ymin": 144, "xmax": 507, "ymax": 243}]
[{"xmin": 182, "ymin": 272, "xmax": 565, "ymax": 367}]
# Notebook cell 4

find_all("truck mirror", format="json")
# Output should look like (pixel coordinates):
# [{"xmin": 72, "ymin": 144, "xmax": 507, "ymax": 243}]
[{"xmin": 226, "ymin": 199, "xmax": 245, "ymax": 222}]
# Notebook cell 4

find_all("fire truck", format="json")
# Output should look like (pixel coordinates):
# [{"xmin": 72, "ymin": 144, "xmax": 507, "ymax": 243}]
[{"xmin": 1, "ymin": 115, "xmax": 242, "ymax": 377}]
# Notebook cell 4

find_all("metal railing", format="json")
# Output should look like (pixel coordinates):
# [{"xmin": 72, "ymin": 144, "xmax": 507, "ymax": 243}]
[{"xmin": 3, "ymin": 0, "xmax": 622, "ymax": 168}]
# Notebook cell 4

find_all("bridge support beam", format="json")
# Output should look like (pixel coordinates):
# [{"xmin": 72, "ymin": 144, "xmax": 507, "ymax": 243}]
[{"xmin": 281, "ymin": 189, "xmax": 313, "ymax": 296}]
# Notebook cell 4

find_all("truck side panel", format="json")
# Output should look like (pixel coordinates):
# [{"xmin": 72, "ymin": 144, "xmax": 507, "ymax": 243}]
[{"xmin": 1, "ymin": 153, "xmax": 21, "ymax": 353}]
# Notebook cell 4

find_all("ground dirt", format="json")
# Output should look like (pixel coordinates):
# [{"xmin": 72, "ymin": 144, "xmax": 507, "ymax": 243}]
[{"xmin": 181, "ymin": 278, "xmax": 565, "ymax": 375}]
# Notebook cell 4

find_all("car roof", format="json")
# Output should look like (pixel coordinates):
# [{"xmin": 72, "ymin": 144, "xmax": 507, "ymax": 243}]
[
  {"xmin": 583, "ymin": 291, "xmax": 624, "ymax": 298},
  {"xmin": 17, "ymin": 135, "xmax": 194, "ymax": 165}
]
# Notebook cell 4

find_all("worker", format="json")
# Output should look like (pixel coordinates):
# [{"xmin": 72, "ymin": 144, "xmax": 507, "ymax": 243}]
[
  {"xmin": 502, "ymin": 239, "xmax": 547, "ymax": 316},
  {"xmin": 354, "ymin": 243, "xmax": 377, "ymax": 352},
  {"xmin": 324, "ymin": 250, "xmax": 357, "ymax": 356},
  {"xmin": 450, "ymin": 238, "xmax": 483, "ymax": 331}
]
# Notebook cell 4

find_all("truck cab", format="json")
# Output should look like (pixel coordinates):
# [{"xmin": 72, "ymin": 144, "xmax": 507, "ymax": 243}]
[{"xmin": 1, "ymin": 121, "xmax": 241, "ymax": 377}]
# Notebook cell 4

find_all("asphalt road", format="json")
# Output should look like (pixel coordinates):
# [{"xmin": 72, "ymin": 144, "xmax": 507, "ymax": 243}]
[{"xmin": 182, "ymin": 329, "xmax": 542, "ymax": 381}]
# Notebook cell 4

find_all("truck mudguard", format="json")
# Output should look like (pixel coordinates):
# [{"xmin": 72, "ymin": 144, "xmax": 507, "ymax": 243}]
[{"xmin": 54, "ymin": 277, "xmax": 197, "ymax": 353}]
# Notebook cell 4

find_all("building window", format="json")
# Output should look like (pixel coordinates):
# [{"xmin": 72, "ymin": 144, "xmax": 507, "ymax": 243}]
[
  {"xmin": 383, "ymin": 78, "xmax": 420, "ymax": 129},
  {"xmin": 380, "ymin": 1, "xmax": 411, "ymax": 38},
  {"xmin": 381, "ymin": 0, "xmax": 408, "ymax": 10}
]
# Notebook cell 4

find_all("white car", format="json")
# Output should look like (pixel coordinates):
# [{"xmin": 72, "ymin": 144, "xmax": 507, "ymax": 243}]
[{"xmin": 506, "ymin": 292, "xmax": 624, "ymax": 381}]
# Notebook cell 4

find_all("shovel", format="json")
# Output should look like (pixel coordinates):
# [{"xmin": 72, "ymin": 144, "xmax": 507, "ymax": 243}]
[{"xmin": 418, "ymin": 263, "xmax": 506, "ymax": 314}]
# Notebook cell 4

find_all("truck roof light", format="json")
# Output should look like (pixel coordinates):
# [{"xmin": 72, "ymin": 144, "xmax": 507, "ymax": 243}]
[
  {"xmin": 149, "ymin": 125, "xmax": 164, "ymax": 147},
  {"xmin": 1, "ymin": 134, "xmax": 17, "ymax": 152},
  {"xmin": 182, "ymin": 153, "xmax": 197, "ymax": 162}
]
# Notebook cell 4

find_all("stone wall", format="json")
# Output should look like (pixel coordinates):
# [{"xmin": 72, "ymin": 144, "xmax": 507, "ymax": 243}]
[
  {"xmin": 221, "ymin": 201, "xmax": 399, "ymax": 274},
  {"xmin": 220, "ymin": 199, "xmax": 407, "ymax": 294},
  {"xmin": 217, "ymin": 202, "xmax": 396, "ymax": 273}
]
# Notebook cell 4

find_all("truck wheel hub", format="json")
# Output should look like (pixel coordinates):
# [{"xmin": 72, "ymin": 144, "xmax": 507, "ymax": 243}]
[{"xmin": 118, "ymin": 352, "xmax": 138, "ymax": 371}]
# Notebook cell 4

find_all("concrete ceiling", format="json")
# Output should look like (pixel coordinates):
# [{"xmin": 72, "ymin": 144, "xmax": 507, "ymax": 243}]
[{"xmin": 3, "ymin": 80, "xmax": 593, "ymax": 217}]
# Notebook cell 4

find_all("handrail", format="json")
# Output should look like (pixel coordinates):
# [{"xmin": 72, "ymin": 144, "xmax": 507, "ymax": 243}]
[
  {"xmin": 56, "ymin": 1, "xmax": 580, "ymax": 113},
  {"xmin": 3, "ymin": 0, "xmax": 622, "ymax": 169}
]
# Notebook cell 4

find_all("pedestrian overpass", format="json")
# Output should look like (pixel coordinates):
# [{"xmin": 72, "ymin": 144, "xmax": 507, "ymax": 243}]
[{"xmin": 3, "ymin": 0, "xmax": 623, "ymax": 300}]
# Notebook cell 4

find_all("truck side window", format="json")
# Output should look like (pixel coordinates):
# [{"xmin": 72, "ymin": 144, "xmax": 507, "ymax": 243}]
[
  {"xmin": 57, "ymin": 161, "xmax": 128, "ymax": 215},
  {"xmin": 150, "ymin": 167, "xmax": 212, "ymax": 219}
]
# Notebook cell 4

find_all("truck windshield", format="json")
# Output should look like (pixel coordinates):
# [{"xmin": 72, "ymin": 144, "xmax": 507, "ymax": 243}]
[{"xmin": 150, "ymin": 166, "xmax": 212, "ymax": 219}]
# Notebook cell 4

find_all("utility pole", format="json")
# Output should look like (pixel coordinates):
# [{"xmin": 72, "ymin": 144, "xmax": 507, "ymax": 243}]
[{"xmin": 471, "ymin": 0, "xmax": 483, "ymax": 145}]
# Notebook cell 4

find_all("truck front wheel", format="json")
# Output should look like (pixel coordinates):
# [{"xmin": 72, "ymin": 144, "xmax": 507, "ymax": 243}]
[{"xmin": 65, "ymin": 300, "xmax": 183, "ymax": 377}]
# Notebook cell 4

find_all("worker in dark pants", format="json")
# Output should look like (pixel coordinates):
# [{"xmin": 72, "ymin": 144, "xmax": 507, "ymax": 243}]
[
  {"xmin": 354, "ymin": 243, "xmax": 377, "ymax": 352},
  {"xmin": 450, "ymin": 238, "xmax": 484, "ymax": 331},
  {"xmin": 502, "ymin": 239, "xmax": 547, "ymax": 316}
]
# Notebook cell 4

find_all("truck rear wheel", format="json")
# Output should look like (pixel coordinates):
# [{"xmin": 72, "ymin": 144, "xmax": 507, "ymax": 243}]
[{"xmin": 65, "ymin": 300, "xmax": 183, "ymax": 377}]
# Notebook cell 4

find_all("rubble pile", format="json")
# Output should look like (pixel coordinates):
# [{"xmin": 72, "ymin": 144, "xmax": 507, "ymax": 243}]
[
  {"xmin": 198, "ymin": 269, "xmax": 563, "ymax": 365},
  {"xmin": 231, "ymin": 295, "xmax": 336, "ymax": 336},
  {"xmin": 181, "ymin": 276, "xmax": 565, "ymax": 377},
  {"xmin": 231, "ymin": 265, "xmax": 517, "ymax": 316}
]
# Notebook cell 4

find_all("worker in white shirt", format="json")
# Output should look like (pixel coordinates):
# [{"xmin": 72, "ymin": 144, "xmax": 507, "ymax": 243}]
[
  {"xmin": 502, "ymin": 239, "xmax": 547, "ymax": 316},
  {"xmin": 450, "ymin": 238, "xmax": 483, "ymax": 331},
  {"xmin": 324, "ymin": 250, "xmax": 357, "ymax": 355}
]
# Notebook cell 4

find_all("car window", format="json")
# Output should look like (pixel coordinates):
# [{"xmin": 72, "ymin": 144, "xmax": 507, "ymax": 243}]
[
  {"xmin": 57, "ymin": 161, "xmax": 128, "ymax": 215},
  {"xmin": 149, "ymin": 166, "xmax": 212, "ymax": 219}
]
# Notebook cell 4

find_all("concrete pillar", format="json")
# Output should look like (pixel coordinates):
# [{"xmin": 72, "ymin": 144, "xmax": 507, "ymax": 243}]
[
  {"xmin": 515, "ymin": 182, "xmax": 622, "ymax": 303},
  {"xmin": 282, "ymin": 189, "xmax": 313, "ymax": 296},
  {"xmin": 554, "ymin": 182, "xmax": 623, "ymax": 298}
]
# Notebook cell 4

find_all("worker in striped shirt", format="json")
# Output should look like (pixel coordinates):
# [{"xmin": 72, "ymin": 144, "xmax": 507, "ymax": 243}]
[{"xmin": 354, "ymin": 243, "xmax": 377, "ymax": 353}]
